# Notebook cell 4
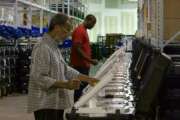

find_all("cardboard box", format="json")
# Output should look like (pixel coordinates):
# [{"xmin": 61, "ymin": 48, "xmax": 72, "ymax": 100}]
[
  {"xmin": 164, "ymin": 0, "xmax": 180, "ymax": 19},
  {"xmin": 164, "ymin": 18, "xmax": 180, "ymax": 40}
]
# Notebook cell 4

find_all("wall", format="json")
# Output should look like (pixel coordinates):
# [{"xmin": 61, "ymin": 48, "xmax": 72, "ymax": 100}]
[{"xmin": 86, "ymin": 0, "xmax": 138, "ymax": 42}]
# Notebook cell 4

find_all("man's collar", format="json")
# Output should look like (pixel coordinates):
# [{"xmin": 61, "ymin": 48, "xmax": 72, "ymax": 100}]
[{"xmin": 43, "ymin": 33, "xmax": 59, "ymax": 48}]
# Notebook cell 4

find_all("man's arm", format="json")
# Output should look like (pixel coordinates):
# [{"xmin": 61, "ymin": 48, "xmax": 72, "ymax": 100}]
[
  {"xmin": 75, "ymin": 44, "xmax": 98, "ymax": 65},
  {"xmin": 52, "ymin": 74, "xmax": 98, "ymax": 89},
  {"xmin": 63, "ymin": 59, "xmax": 98, "ymax": 86},
  {"xmin": 31, "ymin": 45, "xmax": 80, "ymax": 90},
  {"xmin": 63, "ymin": 61, "xmax": 99, "ymax": 86},
  {"xmin": 52, "ymin": 80, "xmax": 80, "ymax": 90},
  {"xmin": 76, "ymin": 74, "xmax": 99, "ymax": 86}
]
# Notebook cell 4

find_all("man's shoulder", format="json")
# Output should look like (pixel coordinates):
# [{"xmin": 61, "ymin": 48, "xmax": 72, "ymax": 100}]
[
  {"xmin": 74, "ymin": 24, "xmax": 85, "ymax": 32},
  {"xmin": 32, "ymin": 41, "xmax": 51, "ymax": 52}
]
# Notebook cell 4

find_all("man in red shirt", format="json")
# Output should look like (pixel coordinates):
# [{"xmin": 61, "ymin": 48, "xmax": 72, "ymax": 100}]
[{"xmin": 70, "ymin": 14, "xmax": 98, "ymax": 102}]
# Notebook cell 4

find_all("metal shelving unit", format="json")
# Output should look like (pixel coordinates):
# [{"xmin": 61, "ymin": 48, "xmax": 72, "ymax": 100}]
[
  {"xmin": 0, "ymin": 0, "xmax": 87, "ymax": 97},
  {"xmin": 138, "ymin": 0, "xmax": 180, "ymax": 49},
  {"xmin": 49, "ymin": 0, "xmax": 86, "ymax": 26},
  {"xmin": 0, "ymin": 0, "xmax": 86, "ymax": 33},
  {"xmin": 137, "ymin": 0, "xmax": 164, "ymax": 48},
  {"xmin": 0, "ymin": 0, "xmax": 58, "ymax": 34}
]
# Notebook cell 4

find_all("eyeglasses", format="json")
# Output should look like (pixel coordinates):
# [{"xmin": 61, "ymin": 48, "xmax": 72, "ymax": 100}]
[
  {"xmin": 61, "ymin": 21, "xmax": 73, "ymax": 34},
  {"xmin": 62, "ymin": 27, "xmax": 71, "ymax": 33},
  {"xmin": 61, "ymin": 26, "xmax": 72, "ymax": 35}
]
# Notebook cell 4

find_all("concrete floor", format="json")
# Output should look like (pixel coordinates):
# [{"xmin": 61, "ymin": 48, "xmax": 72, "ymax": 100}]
[{"xmin": 0, "ymin": 94, "xmax": 34, "ymax": 120}]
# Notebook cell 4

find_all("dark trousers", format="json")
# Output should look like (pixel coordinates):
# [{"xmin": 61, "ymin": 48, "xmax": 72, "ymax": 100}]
[
  {"xmin": 34, "ymin": 109, "xmax": 64, "ymax": 120},
  {"xmin": 73, "ymin": 67, "xmax": 90, "ymax": 102}
]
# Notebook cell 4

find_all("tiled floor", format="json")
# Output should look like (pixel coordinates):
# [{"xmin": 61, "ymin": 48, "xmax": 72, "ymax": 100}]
[{"xmin": 0, "ymin": 94, "xmax": 34, "ymax": 120}]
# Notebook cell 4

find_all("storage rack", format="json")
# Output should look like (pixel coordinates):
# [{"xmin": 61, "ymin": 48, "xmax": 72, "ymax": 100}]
[
  {"xmin": 49, "ymin": 0, "xmax": 85, "ymax": 28},
  {"xmin": 137, "ymin": 0, "xmax": 160, "ymax": 47},
  {"xmin": 0, "ymin": 39, "xmax": 18, "ymax": 97},
  {"xmin": 93, "ymin": 34, "xmax": 134, "ymax": 60},
  {"xmin": 138, "ymin": 0, "xmax": 180, "ymax": 49},
  {"xmin": 137, "ymin": 1, "xmax": 180, "ymax": 119},
  {"xmin": 0, "ymin": 0, "xmax": 57, "ymax": 33},
  {"xmin": 50, "ymin": 0, "xmax": 86, "ymax": 18},
  {"xmin": 0, "ymin": 0, "xmax": 87, "ymax": 97},
  {"xmin": 66, "ymin": 38, "xmax": 172, "ymax": 120},
  {"xmin": 0, "ymin": 0, "xmax": 85, "ymax": 33}
]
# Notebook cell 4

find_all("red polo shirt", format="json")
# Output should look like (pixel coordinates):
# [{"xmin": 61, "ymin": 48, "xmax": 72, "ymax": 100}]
[{"xmin": 70, "ymin": 24, "xmax": 91, "ymax": 68}]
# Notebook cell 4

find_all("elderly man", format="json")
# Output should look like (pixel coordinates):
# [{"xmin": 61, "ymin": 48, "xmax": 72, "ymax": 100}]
[{"xmin": 28, "ymin": 13, "xmax": 98, "ymax": 120}]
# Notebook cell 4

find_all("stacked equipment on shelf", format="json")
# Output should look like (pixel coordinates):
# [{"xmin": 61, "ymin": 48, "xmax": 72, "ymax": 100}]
[
  {"xmin": 93, "ymin": 34, "xmax": 123, "ymax": 60},
  {"xmin": 49, "ymin": 0, "xmax": 86, "ymax": 20},
  {"xmin": 105, "ymin": 34, "xmax": 123, "ymax": 57},
  {"xmin": 0, "ymin": 0, "xmax": 85, "ymax": 97},
  {"xmin": 15, "ymin": 45, "xmax": 32, "ymax": 93},
  {"xmin": 93, "ymin": 35, "xmax": 133, "ymax": 61},
  {"xmin": 67, "ymin": 42, "xmax": 135, "ymax": 120},
  {"xmin": 131, "ymin": 39, "xmax": 172, "ymax": 120},
  {"xmin": 66, "ymin": 37, "xmax": 172, "ymax": 120},
  {"xmin": 0, "ymin": 23, "xmax": 47, "ymax": 96},
  {"xmin": 91, "ymin": 36, "xmax": 106, "ymax": 60},
  {"xmin": 0, "ymin": 43, "xmax": 18, "ymax": 97},
  {"xmin": 158, "ymin": 42, "xmax": 180, "ymax": 120}
]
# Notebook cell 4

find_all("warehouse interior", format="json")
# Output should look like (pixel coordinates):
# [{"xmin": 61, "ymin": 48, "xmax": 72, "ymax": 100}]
[{"xmin": 0, "ymin": 0, "xmax": 180, "ymax": 120}]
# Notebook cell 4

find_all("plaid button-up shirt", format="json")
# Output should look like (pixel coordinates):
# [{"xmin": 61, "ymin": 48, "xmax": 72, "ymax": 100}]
[{"xmin": 27, "ymin": 34, "xmax": 79, "ymax": 113}]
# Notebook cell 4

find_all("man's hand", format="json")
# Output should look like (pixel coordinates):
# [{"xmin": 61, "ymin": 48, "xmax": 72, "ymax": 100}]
[
  {"xmin": 66, "ymin": 79, "xmax": 80, "ymax": 90},
  {"xmin": 76, "ymin": 74, "xmax": 100, "ymax": 87},
  {"xmin": 87, "ymin": 78, "xmax": 99, "ymax": 86},
  {"xmin": 91, "ymin": 59, "xmax": 98, "ymax": 65}
]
